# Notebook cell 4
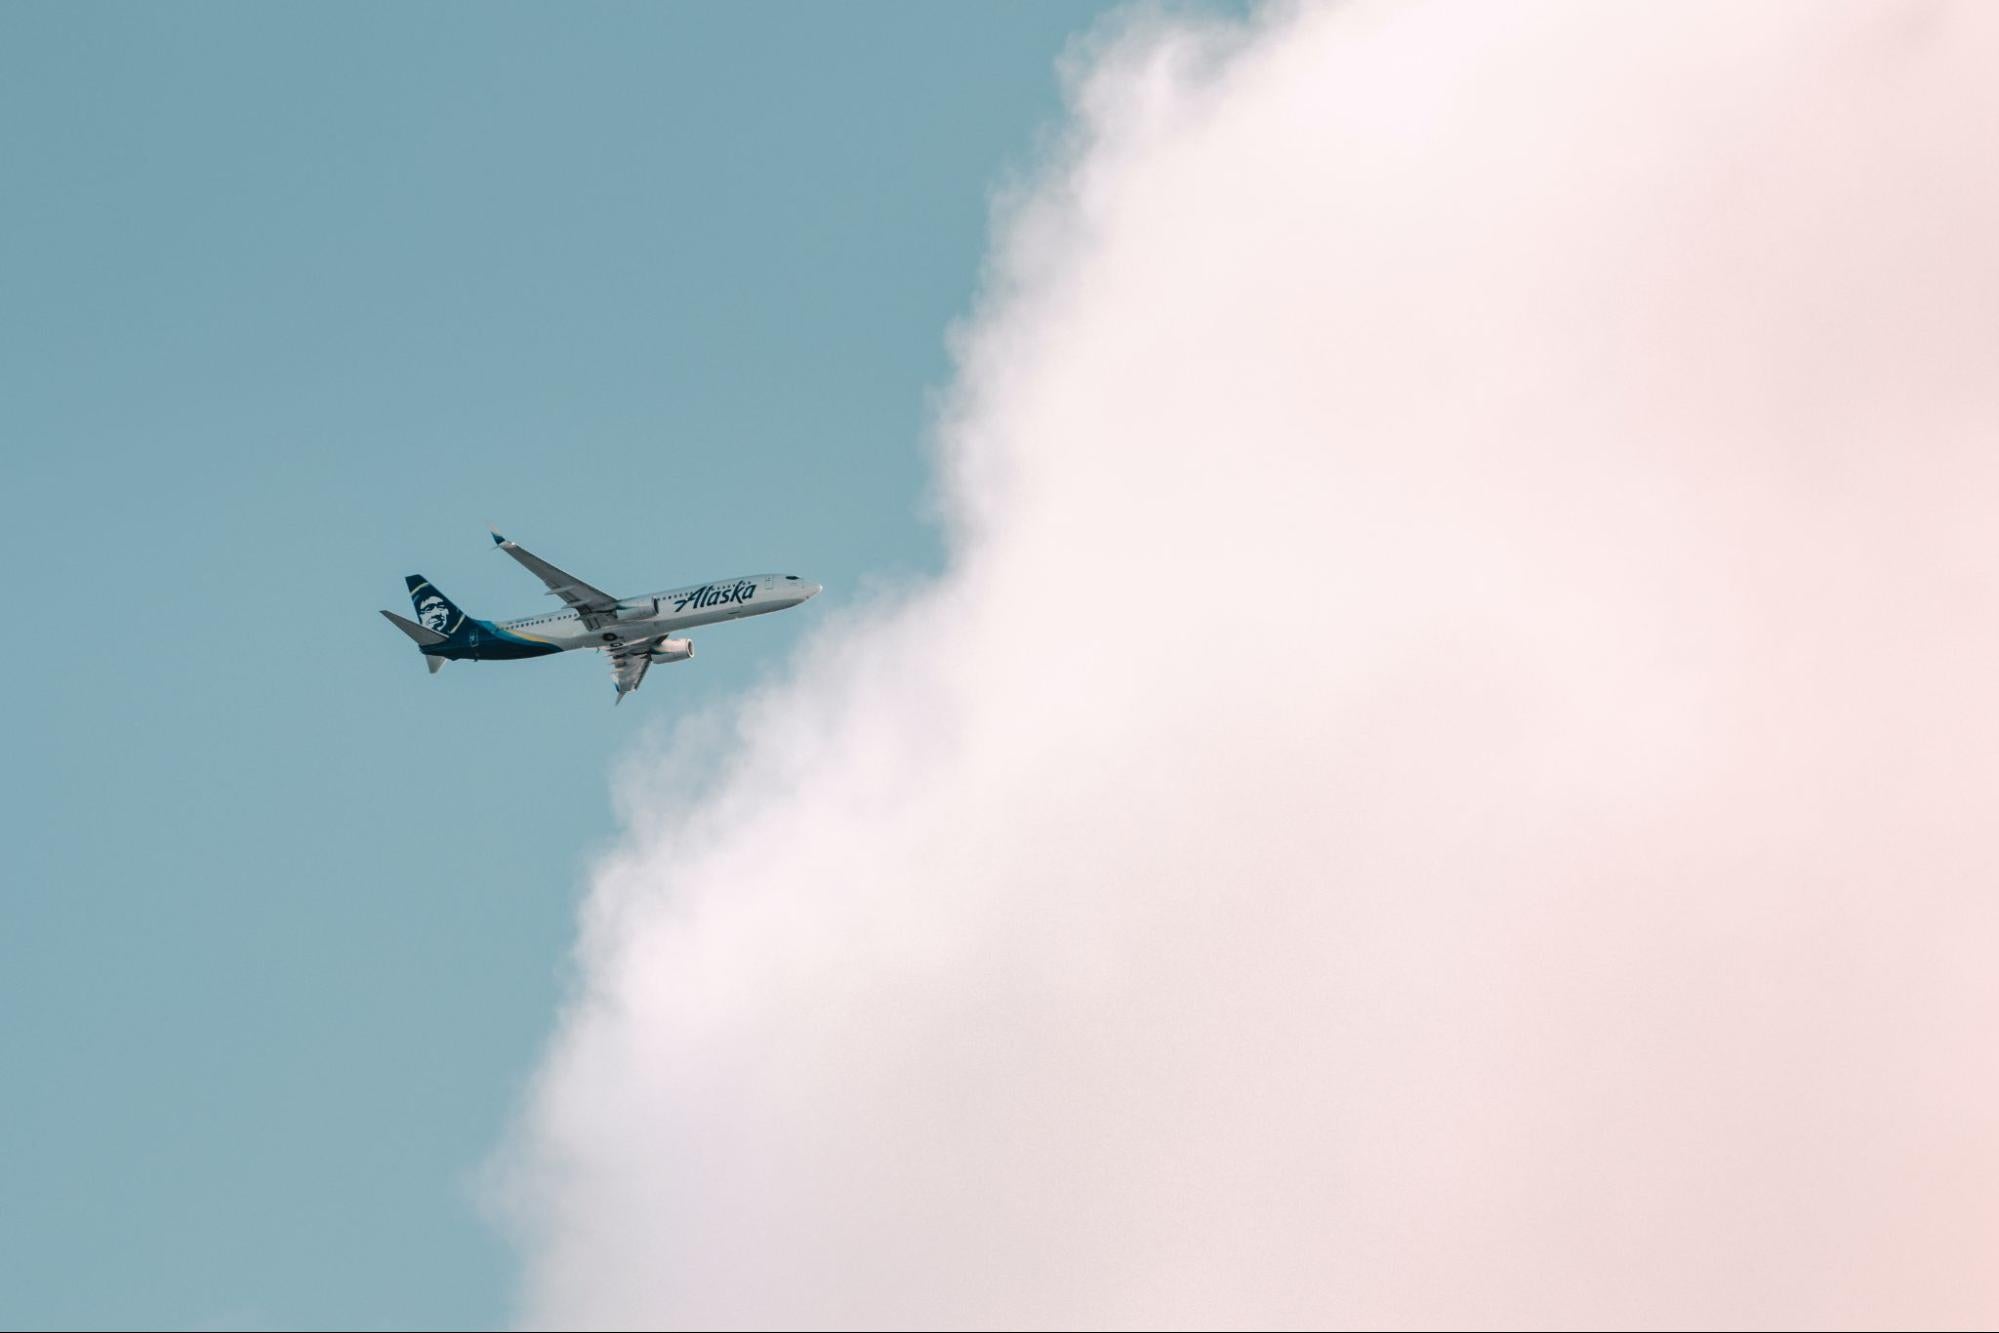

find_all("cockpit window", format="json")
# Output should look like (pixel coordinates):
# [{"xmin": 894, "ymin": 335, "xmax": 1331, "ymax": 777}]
[{"xmin": 785, "ymin": 575, "xmax": 799, "ymax": 580}]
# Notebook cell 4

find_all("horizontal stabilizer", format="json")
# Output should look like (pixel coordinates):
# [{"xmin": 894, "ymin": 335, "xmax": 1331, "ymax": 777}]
[
  {"xmin": 380, "ymin": 608, "xmax": 448, "ymax": 647},
  {"xmin": 426, "ymin": 654, "xmax": 445, "ymax": 675}
]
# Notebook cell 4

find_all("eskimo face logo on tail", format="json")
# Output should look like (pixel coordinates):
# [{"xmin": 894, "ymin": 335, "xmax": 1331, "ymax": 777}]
[
  {"xmin": 669, "ymin": 581, "xmax": 756, "ymax": 614},
  {"xmin": 417, "ymin": 595, "xmax": 454, "ymax": 633}
]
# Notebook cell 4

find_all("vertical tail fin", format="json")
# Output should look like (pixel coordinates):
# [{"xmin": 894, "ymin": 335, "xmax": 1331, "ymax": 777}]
[{"xmin": 405, "ymin": 575, "xmax": 471, "ymax": 638}]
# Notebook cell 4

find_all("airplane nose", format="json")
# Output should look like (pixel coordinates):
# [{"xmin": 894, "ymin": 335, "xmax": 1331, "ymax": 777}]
[{"xmin": 804, "ymin": 581, "xmax": 823, "ymax": 599}]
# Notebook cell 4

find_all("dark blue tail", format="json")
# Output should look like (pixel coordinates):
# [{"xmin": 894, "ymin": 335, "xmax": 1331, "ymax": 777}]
[{"xmin": 405, "ymin": 575, "xmax": 471, "ymax": 639}]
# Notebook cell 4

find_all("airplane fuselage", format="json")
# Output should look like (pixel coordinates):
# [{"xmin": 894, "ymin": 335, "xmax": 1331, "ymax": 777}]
[
  {"xmin": 386, "ymin": 532, "xmax": 820, "ymax": 700},
  {"xmin": 432, "ymin": 573, "xmax": 820, "ymax": 661}
]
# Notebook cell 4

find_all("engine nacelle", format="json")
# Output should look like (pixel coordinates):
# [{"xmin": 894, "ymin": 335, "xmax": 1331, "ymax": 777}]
[{"xmin": 648, "ymin": 637, "xmax": 695, "ymax": 665}]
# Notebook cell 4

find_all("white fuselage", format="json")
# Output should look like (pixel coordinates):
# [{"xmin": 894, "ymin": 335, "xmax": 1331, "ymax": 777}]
[{"xmin": 494, "ymin": 573, "xmax": 820, "ymax": 652}]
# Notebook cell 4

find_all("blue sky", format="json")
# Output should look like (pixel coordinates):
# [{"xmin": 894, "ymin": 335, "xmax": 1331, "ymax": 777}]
[{"xmin": 0, "ymin": 4, "xmax": 1128, "ymax": 1326}]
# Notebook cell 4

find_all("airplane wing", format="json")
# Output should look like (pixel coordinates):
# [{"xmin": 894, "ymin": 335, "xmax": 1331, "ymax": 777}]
[
  {"xmin": 490, "ymin": 530, "xmax": 621, "ymax": 629},
  {"xmin": 607, "ymin": 641, "xmax": 653, "ymax": 704}
]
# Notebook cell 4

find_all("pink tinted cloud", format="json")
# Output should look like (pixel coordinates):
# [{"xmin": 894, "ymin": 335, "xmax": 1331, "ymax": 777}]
[{"xmin": 503, "ymin": 3, "xmax": 1999, "ymax": 1326}]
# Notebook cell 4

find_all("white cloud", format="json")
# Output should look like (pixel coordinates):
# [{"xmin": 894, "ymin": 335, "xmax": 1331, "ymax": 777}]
[{"xmin": 503, "ymin": 3, "xmax": 1999, "ymax": 1326}]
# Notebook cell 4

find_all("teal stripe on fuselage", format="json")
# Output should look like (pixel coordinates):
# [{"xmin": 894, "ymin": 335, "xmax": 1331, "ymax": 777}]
[{"xmin": 431, "ymin": 619, "xmax": 564, "ymax": 661}]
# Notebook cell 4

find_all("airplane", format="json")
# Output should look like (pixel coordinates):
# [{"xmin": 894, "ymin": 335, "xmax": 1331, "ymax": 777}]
[{"xmin": 381, "ymin": 531, "xmax": 822, "ymax": 703}]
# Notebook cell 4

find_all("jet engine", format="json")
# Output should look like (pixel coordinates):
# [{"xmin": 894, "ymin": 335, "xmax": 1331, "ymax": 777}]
[{"xmin": 647, "ymin": 637, "xmax": 695, "ymax": 665}]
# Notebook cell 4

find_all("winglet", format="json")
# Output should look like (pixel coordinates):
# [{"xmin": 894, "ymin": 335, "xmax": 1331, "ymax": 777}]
[{"xmin": 490, "ymin": 528, "xmax": 509, "ymax": 547}]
